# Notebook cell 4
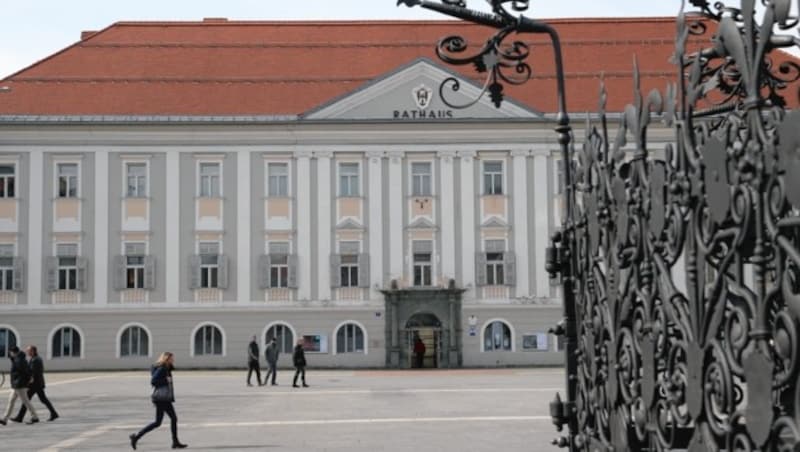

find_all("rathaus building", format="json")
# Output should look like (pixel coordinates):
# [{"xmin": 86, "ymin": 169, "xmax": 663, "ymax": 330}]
[{"xmin": 0, "ymin": 18, "xmax": 682, "ymax": 369}]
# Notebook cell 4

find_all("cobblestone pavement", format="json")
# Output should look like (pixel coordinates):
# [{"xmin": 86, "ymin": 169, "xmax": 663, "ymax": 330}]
[{"xmin": 0, "ymin": 368, "xmax": 564, "ymax": 451}]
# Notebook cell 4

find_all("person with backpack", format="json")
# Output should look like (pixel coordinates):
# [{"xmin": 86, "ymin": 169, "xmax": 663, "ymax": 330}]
[
  {"xmin": 129, "ymin": 352, "xmax": 187, "ymax": 450},
  {"xmin": 0, "ymin": 346, "xmax": 38, "ymax": 425}
]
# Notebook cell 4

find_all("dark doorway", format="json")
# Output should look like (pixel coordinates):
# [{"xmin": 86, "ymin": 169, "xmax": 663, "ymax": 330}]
[{"xmin": 405, "ymin": 313, "xmax": 441, "ymax": 369}]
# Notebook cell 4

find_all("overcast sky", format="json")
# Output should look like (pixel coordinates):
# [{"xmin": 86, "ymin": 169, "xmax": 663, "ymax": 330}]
[{"xmin": 0, "ymin": 0, "xmax": 694, "ymax": 78}]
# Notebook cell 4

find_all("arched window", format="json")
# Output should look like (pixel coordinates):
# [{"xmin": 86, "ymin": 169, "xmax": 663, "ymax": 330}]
[
  {"xmin": 483, "ymin": 320, "xmax": 513, "ymax": 352},
  {"xmin": 264, "ymin": 323, "xmax": 294, "ymax": 355},
  {"xmin": 52, "ymin": 326, "xmax": 82, "ymax": 358},
  {"xmin": 119, "ymin": 325, "xmax": 150, "ymax": 358},
  {"xmin": 336, "ymin": 322, "xmax": 365, "ymax": 354},
  {"xmin": 193, "ymin": 323, "xmax": 223, "ymax": 356},
  {"xmin": 0, "ymin": 327, "xmax": 18, "ymax": 358}
]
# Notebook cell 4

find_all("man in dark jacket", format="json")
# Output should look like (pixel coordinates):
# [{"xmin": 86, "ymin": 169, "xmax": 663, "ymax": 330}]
[
  {"xmin": 12, "ymin": 345, "xmax": 58, "ymax": 422},
  {"xmin": 292, "ymin": 339, "xmax": 309, "ymax": 388},
  {"xmin": 246, "ymin": 335, "xmax": 262, "ymax": 387},
  {"xmin": 263, "ymin": 337, "xmax": 280, "ymax": 386},
  {"xmin": 0, "ymin": 346, "xmax": 38, "ymax": 425}
]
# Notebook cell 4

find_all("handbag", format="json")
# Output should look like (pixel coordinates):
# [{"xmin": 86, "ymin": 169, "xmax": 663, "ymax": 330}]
[{"xmin": 151, "ymin": 385, "xmax": 173, "ymax": 403}]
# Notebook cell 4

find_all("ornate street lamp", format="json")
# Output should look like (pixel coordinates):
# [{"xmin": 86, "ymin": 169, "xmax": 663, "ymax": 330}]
[{"xmin": 397, "ymin": 0, "xmax": 579, "ymax": 447}]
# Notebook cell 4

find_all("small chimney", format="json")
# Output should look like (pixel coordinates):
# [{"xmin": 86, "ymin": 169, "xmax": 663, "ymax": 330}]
[
  {"xmin": 202, "ymin": 17, "xmax": 228, "ymax": 23},
  {"xmin": 81, "ymin": 30, "xmax": 98, "ymax": 40}
]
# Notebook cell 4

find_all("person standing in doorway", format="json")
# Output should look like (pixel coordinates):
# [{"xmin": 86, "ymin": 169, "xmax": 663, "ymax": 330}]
[
  {"xmin": 129, "ymin": 352, "xmax": 187, "ymax": 450},
  {"xmin": 292, "ymin": 339, "xmax": 309, "ymax": 388},
  {"xmin": 0, "ymin": 346, "xmax": 38, "ymax": 425},
  {"xmin": 11, "ymin": 345, "xmax": 58, "ymax": 422},
  {"xmin": 246, "ymin": 335, "xmax": 262, "ymax": 387},
  {"xmin": 413, "ymin": 334, "xmax": 426, "ymax": 369},
  {"xmin": 263, "ymin": 337, "xmax": 280, "ymax": 386}
]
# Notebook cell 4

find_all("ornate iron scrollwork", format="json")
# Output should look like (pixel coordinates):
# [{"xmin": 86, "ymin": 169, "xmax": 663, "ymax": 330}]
[{"xmin": 402, "ymin": 0, "xmax": 800, "ymax": 449}]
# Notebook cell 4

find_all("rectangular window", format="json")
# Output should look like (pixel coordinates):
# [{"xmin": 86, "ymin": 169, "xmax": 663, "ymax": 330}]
[
  {"xmin": 269, "ymin": 242, "xmax": 289, "ymax": 288},
  {"xmin": 339, "ymin": 163, "xmax": 360, "ymax": 197},
  {"xmin": 411, "ymin": 162, "xmax": 432, "ymax": 196},
  {"xmin": 483, "ymin": 161, "xmax": 503, "ymax": 195},
  {"xmin": 199, "ymin": 163, "xmax": 221, "ymax": 198},
  {"xmin": 126, "ymin": 163, "xmax": 147, "ymax": 198},
  {"xmin": 125, "ymin": 242, "xmax": 146, "ymax": 289},
  {"xmin": 199, "ymin": 242, "xmax": 219, "ymax": 288},
  {"xmin": 0, "ymin": 245, "xmax": 12, "ymax": 291},
  {"xmin": 340, "ymin": 254, "xmax": 359, "ymax": 288},
  {"xmin": 413, "ymin": 253, "xmax": 433, "ymax": 287},
  {"xmin": 486, "ymin": 252, "xmax": 505, "ymax": 285},
  {"xmin": 56, "ymin": 244, "xmax": 78, "ymax": 290},
  {"xmin": 0, "ymin": 165, "xmax": 15, "ymax": 198},
  {"xmin": 268, "ymin": 163, "xmax": 289, "ymax": 197},
  {"xmin": 57, "ymin": 163, "xmax": 78, "ymax": 198}
]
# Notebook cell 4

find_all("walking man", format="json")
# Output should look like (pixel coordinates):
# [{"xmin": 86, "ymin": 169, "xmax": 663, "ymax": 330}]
[
  {"xmin": 264, "ymin": 337, "xmax": 280, "ymax": 386},
  {"xmin": 12, "ymin": 345, "xmax": 58, "ymax": 422},
  {"xmin": 292, "ymin": 339, "xmax": 309, "ymax": 388},
  {"xmin": 0, "ymin": 346, "xmax": 38, "ymax": 425},
  {"xmin": 246, "ymin": 335, "xmax": 262, "ymax": 387}
]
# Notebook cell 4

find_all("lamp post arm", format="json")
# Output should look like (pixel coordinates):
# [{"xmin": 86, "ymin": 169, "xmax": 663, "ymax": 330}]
[{"xmin": 398, "ymin": 0, "xmax": 506, "ymax": 28}]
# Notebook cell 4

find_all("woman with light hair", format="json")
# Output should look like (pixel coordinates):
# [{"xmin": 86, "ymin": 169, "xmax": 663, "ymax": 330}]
[{"xmin": 129, "ymin": 352, "xmax": 187, "ymax": 450}]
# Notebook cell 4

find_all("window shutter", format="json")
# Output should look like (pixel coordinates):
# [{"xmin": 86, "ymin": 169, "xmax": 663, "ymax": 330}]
[
  {"xmin": 113, "ymin": 256, "xmax": 126, "ymax": 290},
  {"xmin": 358, "ymin": 253, "xmax": 370, "ymax": 288},
  {"xmin": 217, "ymin": 255, "xmax": 229, "ymax": 290},
  {"xmin": 475, "ymin": 252, "xmax": 488, "ymax": 286},
  {"xmin": 258, "ymin": 255, "xmax": 271, "ymax": 290},
  {"xmin": 330, "ymin": 254, "xmax": 342, "ymax": 288},
  {"xmin": 189, "ymin": 255, "xmax": 201, "ymax": 289},
  {"xmin": 77, "ymin": 257, "xmax": 89, "ymax": 292},
  {"xmin": 504, "ymin": 252, "xmax": 517, "ymax": 286},
  {"xmin": 144, "ymin": 256, "xmax": 157, "ymax": 290},
  {"xmin": 45, "ymin": 257, "xmax": 58, "ymax": 292},
  {"xmin": 287, "ymin": 254, "xmax": 299, "ymax": 289},
  {"xmin": 11, "ymin": 257, "xmax": 24, "ymax": 292}
]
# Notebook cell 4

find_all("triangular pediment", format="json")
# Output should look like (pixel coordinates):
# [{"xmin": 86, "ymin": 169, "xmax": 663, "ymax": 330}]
[
  {"xmin": 336, "ymin": 218, "xmax": 365, "ymax": 231},
  {"xmin": 481, "ymin": 216, "xmax": 509, "ymax": 229},
  {"xmin": 407, "ymin": 217, "xmax": 438, "ymax": 230},
  {"xmin": 305, "ymin": 58, "xmax": 542, "ymax": 121}
]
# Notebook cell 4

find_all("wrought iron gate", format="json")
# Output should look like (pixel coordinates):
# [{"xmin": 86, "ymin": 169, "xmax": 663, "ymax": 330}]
[{"xmin": 399, "ymin": 0, "xmax": 800, "ymax": 449}]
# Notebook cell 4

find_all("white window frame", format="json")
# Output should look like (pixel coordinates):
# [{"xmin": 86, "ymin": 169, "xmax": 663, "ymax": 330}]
[
  {"xmin": 486, "ymin": 252, "xmax": 505, "ymax": 286},
  {"xmin": 0, "ymin": 244, "xmax": 14, "ymax": 292},
  {"xmin": 337, "ymin": 161, "xmax": 361, "ymax": 197},
  {"xmin": 47, "ymin": 323, "xmax": 85, "ymax": 359},
  {"xmin": 198, "ymin": 241, "xmax": 221, "ymax": 289},
  {"xmin": 0, "ymin": 163, "xmax": 16, "ymax": 199},
  {"xmin": 55, "ymin": 161, "xmax": 80, "ymax": 198},
  {"xmin": 124, "ymin": 242, "xmax": 147, "ymax": 289},
  {"xmin": 116, "ymin": 322, "xmax": 153, "ymax": 358},
  {"xmin": 410, "ymin": 161, "xmax": 433, "ymax": 197},
  {"xmin": 412, "ymin": 244, "xmax": 433, "ymax": 287},
  {"xmin": 480, "ymin": 318, "xmax": 515, "ymax": 352},
  {"xmin": 482, "ymin": 160, "xmax": 505, "ymax": 195},
  {"xmin": 124, "ymin": 161, "xmax": 149, "ymax": 198},
  {"xmin": 267, "ymin": 161, "xmax": 290, "ymax": 197},
  {"xmin": 197, "ymin": 160, "xmax": 222, "ymax": 198},
  {"xmin": 190, "ymin": 321, "xmax": 226, "ymax": 357},
  {"xmin": 267, "ymin": 241, "xmax": 290, "ymax": 288},
  {"xmin": 56, "ymin": 242, "xmax": 79, "ymax": 291},
  {"xmin": 333, "ymin": 320, "xmax": 368, "ymax": 355},
  {"xmin": 262, "ymin": 321, "xmax": 297, "ymax": 355},
  {"xmin": 0, "ymin": 324, "xmax": 21, "ymax": 359}
]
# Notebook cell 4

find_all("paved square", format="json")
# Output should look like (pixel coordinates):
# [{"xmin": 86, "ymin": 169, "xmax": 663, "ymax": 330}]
[{"xmin": 0, "ymin": 368, "xmax": 564, "ymax": 451}]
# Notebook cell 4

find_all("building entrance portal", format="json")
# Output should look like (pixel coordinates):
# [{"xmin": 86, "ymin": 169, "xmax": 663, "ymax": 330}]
[
  {"xmin": 405, "ymin": 313, "xmax": 442, "ymax": 369},
  {"xmin": 382, "ymin": 286, "xmax": 465, "ymax": 369}
]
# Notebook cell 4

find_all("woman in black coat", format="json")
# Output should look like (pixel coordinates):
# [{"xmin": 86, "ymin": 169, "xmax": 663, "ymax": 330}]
[
  {"xmin": 130, "ymin": 352, "xmax": 187, "ymax": 450},
  {"xmin": 292, "ymin": 339, "xmax": 309, "ymax": 388}
]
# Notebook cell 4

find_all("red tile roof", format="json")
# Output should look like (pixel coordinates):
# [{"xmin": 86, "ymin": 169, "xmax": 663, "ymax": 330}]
[{"xmin": 0, "ymin": 18, "xmax": 782, "ymax": 117}]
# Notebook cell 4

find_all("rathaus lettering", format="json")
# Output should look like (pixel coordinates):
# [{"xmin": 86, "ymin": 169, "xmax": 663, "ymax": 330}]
[{"xmin": 393, "ymin": 109, "xmax": 454, "ymax": 119}]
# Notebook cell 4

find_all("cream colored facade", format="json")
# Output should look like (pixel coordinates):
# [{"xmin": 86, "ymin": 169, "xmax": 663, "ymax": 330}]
[{"xmin": 0, "ymin": 60, "xmax": 672, "ymax": 370}]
